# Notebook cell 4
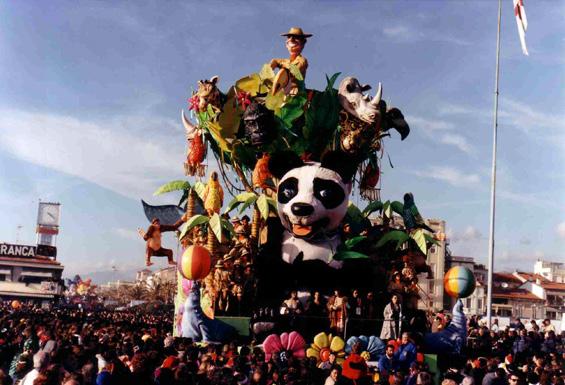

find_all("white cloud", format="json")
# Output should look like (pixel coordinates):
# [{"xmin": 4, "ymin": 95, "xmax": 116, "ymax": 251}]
[
  {"xmin": 382, "ymin": 24, "xmax": 470, "ymax": 46},
  {"xmin": 500, "ymin": 98, "xmax": 565, "ymax": 135},
  {"xmin": 413, "ymin": 166, "xmax": 480, "ymax": 188},
  {"xmin": 557, "ymin": 222, "xmax": 565, "ymax": 239},
  {"xmin": 461, "ymin": 226, "xmax": 482, "ymax": 241},
  {"xmin": 407, "ymin": 116, "xmax": 454, "ymax": 133},
  {"xmin": 439, "ymin": 133, "xmax": 475, "ymax": 155},
  {"xmin": 114, "ymin": 227, "xmax": 140, "ymax": 241},
  {"xmin": 438, "ymin": 103, "xmax": 481, "ymax": 116},
  {"xmin": 407, "ymin": 116, "xmax": 475, "ymax": 155},
  {"xmin": 448, "ymin": 226, "xmax": 483, "ymax": 243},
  {"xmin": 383, "ymin": 25, "xmax": 418, "ymax": 41},
  {"xmin": 0, "ymin": 109, "xmax": 186, "ymax": 200}
]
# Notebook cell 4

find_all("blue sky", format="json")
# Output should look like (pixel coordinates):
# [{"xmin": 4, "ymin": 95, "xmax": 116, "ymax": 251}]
[{"xmin": 0, "ymin": 1, "xmax": 563, "ymax": 281}]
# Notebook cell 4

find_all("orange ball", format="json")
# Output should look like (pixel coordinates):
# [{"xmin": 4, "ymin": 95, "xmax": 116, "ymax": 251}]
[
  {"xmin": 177, "ymin": 245, "xmax": 211, "ymax": 281},
  {"xmin": 11, "ymin": 300, "xmax": 21, "ymax": 310},
  {"xmin": 319, "ymin": 347, "xmax": 331, "ymax": 362}
]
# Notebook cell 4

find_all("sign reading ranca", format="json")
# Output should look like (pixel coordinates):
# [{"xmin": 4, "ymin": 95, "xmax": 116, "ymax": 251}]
[{"xmin": 0, "ymin": 243, "xmax": 37, "ymax": 258}]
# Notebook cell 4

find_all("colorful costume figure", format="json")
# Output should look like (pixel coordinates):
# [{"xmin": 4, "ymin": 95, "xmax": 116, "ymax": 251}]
[
  {"xmin": 202, "ymin": 172, "xmax": 224, "ymax": 216},
  {"xmin": 180, "ymin": 281, "xmax": 236, "ymax": 342},
  {"xmin": 138, "ymin": 218, "xmax": 179, "ymax": 266},
  {"xmin": 270, "ymin": 27, "xmax": 311, "ymax": 95},
  {"xmin": 424, "ymin": 299, "xmax": 467, "ymax": 355},
  {"xmin": 328, "ymin": 291, "xmax": 348, "ymax": 334}
]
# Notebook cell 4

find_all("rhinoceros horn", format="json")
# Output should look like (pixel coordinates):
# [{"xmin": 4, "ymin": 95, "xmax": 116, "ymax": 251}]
[
  {"xmin": 182, "ymin": 110, "xmax": 197, "ymax": 139},
  {"xmin": 370, "ymin": 83, "xmax": 382, "ymax": 107}
]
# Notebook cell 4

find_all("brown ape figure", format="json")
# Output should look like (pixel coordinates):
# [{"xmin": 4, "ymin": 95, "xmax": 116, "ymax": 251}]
[{"xmin": 137, "ymin": 218, "xmax": 179, "ymax": 266}]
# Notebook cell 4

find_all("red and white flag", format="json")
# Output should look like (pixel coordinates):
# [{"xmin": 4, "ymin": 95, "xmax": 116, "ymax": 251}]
[{"xmin": 513, "ymin": 0, "xmax": 529, "ymax": 55}]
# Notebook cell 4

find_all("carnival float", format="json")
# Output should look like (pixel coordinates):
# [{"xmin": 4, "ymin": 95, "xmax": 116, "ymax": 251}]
[{"xmin": 138, "ymin": 27, "xmax": 474, "ymax": 360}]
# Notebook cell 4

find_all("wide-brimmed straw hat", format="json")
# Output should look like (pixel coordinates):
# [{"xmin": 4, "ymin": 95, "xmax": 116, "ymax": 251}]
[{"xmin": 281, "ymin": 27, "xmax": 312, "ymax": 38}]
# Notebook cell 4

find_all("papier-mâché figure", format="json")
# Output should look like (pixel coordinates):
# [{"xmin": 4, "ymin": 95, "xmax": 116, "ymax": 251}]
[{"xmin": 270, "ymin": 27, "xmax": 311, "ymax": 95}]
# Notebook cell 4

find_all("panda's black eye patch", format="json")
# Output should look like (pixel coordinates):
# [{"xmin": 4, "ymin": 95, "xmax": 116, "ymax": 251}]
[
  {"xmin": 314, "ymin": 178, "xmax": 345, "ymax": 209},
  {"xmin": 278, "ymin": 177, "xmax": 298, "ymax": 204}
]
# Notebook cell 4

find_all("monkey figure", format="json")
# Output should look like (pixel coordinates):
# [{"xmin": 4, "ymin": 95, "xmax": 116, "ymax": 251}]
[{"xmin": 137, "ymin": 218, "xmax": 178, "ymax": 266}]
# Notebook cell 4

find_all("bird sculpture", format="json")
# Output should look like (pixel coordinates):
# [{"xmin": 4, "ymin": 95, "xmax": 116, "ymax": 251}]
[{"xmin": 402, "ymin": 193, "xmax": 433, "ymax": 232}]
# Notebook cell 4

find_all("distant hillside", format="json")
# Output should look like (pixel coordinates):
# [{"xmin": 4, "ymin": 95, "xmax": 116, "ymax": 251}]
[{"xmin": 63, "ymin": 268, "xmax": 139, "ymax": 285}]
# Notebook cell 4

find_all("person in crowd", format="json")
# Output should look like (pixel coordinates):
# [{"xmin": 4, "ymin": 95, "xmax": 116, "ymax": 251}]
[
  {"xmin": 393, "ymin": 332, "xmax": 417, "ymax": 373},
  {"xmin": 214, "ymin": 286, "xmax": 233, "ymax": 316},
  {"xmin": 377, "ymin": 344, "xmax": 395, "ymax": 378},
  {"xmin": 416, "ymin": 372, "xmax": 433, "ymax": 385},
  {"xmin": 510, "ymin": 318, "xmax": 525, "ymax": 331},
  {"xmin": 541, "ymin": 319, "xmax": 555, "ymax": 334},
  {"xmin": 324, "ymin": 366, "xmax": 340, "ymax": 385},
  {"xmin": 349, "ymin": 289, "xmax": 364, "ymax": 336},
  {"xmin": 327, "ymin": 290, "xmax": 348, "ymax": 335},
  {"xmin": 20, "ymin": 351, "xmax": 48, "ymax": 385},
  {"xmin": 306, "ymin": 290, "xmax": 327, "ymax": 319},
  {"xmin": 281, "ymin": 290, "xmax": 303, "ymax": 316},
  {"xmin": 491, "ymin": 319, "xmax": 500, "ymax": 333},
  {"xmin": 380, "ymin": 294, "xmax": 401, "ymax": 340},
  {"xmin": 512, "ymin": 329, "xmax": 532, "ymax": 364},
  {"xmin": 387, "ymin": 272, "xmax": 405, "ymax": 298}
]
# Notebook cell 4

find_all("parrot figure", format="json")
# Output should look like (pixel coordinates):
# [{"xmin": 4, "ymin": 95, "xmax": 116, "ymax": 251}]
[{"xmin": 402, "ymin": 192, "xmax": 433, "ymax": 232}]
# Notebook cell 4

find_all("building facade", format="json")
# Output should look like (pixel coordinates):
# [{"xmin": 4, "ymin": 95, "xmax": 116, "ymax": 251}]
[
  {"xmin": 0, "ymin": 243, "xmax": 64, "ymax": 306},
  {"xmin": 534, "ymin": 260, "xmax": 565, "ymax": 283},
  {"xmin": 416, "ymin": 219, "xmax": 447, "ymax": 312},
  {"xmin": 444, "ymin": 255, "xmax": 486, "ymax": 315}
]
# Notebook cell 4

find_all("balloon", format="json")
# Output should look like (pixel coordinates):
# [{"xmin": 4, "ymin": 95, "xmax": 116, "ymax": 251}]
[
  {"xmin": 444, "ymin": 266, "xmax": 476, "ymax": 298},
  {"xmin": 178, "ymin": 245, "xmax": 211, "ymax": 281},
  {"xmin": 11, "ymin": 300, "xmax": 21, "ymax": 310}
]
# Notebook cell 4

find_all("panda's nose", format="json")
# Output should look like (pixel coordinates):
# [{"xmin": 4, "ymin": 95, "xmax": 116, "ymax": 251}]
[{"xmin": 291, "ymin": 203, "xmax": 314, "ymax": 216}]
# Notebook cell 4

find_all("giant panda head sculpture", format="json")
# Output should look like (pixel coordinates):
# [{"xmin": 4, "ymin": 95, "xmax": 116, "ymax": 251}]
[{"xmin": 268, "ymin": 151, "xmax": 357, "ymax": 240}]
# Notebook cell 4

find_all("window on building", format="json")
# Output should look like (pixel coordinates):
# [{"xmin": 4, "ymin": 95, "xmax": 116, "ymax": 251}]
[
  {"xmin": 546, "ymin": 311, "xmax": 557, "ymax": 320},
  {"xmin": 500, "ymin": 309, "xmax": 512, "ymax": 317}
]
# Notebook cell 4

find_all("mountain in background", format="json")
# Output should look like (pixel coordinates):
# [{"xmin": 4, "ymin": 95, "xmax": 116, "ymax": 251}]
[{"xmin": 64, "ymin": 268, "xmax": 140, "ymax": 285}]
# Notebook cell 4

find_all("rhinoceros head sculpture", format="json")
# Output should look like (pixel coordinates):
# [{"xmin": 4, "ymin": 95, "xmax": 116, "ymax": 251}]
[
  {"xmin": 337, "ymin": 76, "xmax": 382, "ymax": 125},
  {"xmin": 338, "ymin": 76, "xmax": 410, "ymax": 141}
]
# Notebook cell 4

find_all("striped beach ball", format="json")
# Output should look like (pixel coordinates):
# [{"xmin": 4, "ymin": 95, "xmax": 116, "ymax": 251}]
[
  {"xmin": 444, "ymin": 266, "xmax": 476, "ymax": 298},
  {"xmin": 177, "ymin": 245, "xmax": 211, "ymax": 281}
]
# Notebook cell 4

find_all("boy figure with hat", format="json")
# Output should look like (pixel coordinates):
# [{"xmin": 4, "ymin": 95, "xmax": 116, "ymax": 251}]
[{"xmin": 270, "ymin": 27, "xmax": 312, "ymax": 95}]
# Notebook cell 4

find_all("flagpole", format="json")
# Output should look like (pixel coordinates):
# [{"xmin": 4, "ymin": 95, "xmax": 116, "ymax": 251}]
[{"xmin": 486, "ymin": 0, "xmax": 502, "ymax": 328}]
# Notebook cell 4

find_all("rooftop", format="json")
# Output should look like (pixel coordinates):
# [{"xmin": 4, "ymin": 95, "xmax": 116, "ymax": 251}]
[
  {"xmin": 492, "ymin": 288, "xmax": 543, "ymax": 301},
  {"xmin": 493, "ymin": 272, "xmax": 523, "ymax": 284},
  {"xmin": 0, "ymin": 256, "xmax": 63, "ymax": 268}
]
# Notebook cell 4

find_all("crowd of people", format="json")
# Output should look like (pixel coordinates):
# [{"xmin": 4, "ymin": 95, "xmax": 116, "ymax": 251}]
[
  {"xmin": 0, "ymin": 300, "xmax": 563, "ymax": 385},
  {"xmin": 1, "ymin": 210, "xmax": 563, "ymax": 385}
]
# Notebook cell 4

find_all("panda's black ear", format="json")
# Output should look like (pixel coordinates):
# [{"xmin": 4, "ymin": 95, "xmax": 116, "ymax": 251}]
[
  {"xmin": 321, "ymin": 150, "xmax": 358, "ymax": 183},
  {"xmin": 268, "ymin": 151, "xmax": 304, "ymax": 179}
]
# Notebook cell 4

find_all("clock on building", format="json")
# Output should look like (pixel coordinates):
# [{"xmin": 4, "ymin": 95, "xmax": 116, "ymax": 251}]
[{"xmin": 37, "ymin": 202, "xmax": 61, "ymax": 227}]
